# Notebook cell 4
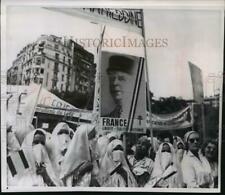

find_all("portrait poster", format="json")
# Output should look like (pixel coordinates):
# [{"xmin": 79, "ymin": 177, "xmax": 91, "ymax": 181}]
[{"xmin": 100, "ymin": 51, "xmax": 147, "ymax": 133}]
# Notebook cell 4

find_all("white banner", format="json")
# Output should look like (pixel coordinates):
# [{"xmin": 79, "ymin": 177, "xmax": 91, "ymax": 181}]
[
  {"xmin": 37, "ymin": 87, "xmax": 93, "ymax": 121},
  {"xmin": 7, "ymin": 84, "xmax": 41, "ymax": 143},
  {"xmin": 146, "ymin": 106, "xmax": 193, "ymax": 131}
]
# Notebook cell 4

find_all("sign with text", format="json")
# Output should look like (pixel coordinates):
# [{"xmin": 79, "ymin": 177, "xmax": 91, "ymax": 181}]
[{"xmin": 100, "ymin": 51, "xmax": 146, "ymax": 133}]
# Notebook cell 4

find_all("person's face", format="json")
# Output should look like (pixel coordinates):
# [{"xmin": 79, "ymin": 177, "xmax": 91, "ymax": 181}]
[
  {"xmin": 32, "ymin": 133, "xmax": 45, "ymax": 146},
  {"xmin": 188, "ymin": 133, "xmax": 200, "ymax": 153},
  {"xmin": 108, "ymin": 70, "xmax": 131, "ymax": 105},
  {"xmin": 135, "ymin": 139, "xmax": 148, "ymax": 159},
  {"xmin": 204, "ymin": 142, "xmax": 217, "ymax": 160},
  {"xmin": 161, "ymin": 143, "xmax": 171, "ymax": 152},
  {"xmin": 177, "ymin": 142, "xmax": 184, "ymax": 150},
  {"xmin": 112, "ymin": 145, "xmax": 124, "ymax": 164},
  {"xmin": 161, "ymin": 143, "xmax": 172, "ymax": 170},
  {"xmin": 58, "ymin": 130, "xmax": 70, "ymax": 155}
]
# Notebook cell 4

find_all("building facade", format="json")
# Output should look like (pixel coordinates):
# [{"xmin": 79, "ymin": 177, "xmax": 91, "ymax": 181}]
[{"xmin": 7, "ymin": 34, "xmax": 96, "ymax": 95}]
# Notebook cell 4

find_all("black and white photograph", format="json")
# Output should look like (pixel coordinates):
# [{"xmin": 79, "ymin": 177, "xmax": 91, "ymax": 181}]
[{"xmin": 1, "ymin": 0, "xmax": 224, "ymax": 193}]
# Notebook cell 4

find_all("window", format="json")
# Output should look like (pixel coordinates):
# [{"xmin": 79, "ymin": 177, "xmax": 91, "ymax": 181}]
[
  {"xmin": 55, "ymin": 53, "xmax": 59, "ymax": 60},
  {"xmin": 54, "ymin": 62, "xmax": 59, "ymax": 70},
  {"xmin": 55, "ymin": 44, "xmax": 59, "ymax": 50},
  {"xmin": 35, "ymin": 68, "xmax": 40, "ymax": 74},
  {"xmin": 68, "ymin": 59, "xmax": 71, "ymax": 65},
  {"xmin": 61, "ymin": 84, "xmax": 63, "ymax": 91},
  {"xmin": 63, "ymin": 65, "xmax": 65, "ymax": 71},
  {"xmin": 36, "ymin": 57, "xmax": 41, "ymax": 65},
  {"xmin": 62, "ymin": 74, "xmax": 64, "ymax": 81},
  {"xmin": 39, "ymin": 78, "xmax": 43, "ymax": 84},
  {"xmin": 47, "ymin": 43, "xmax": 52, "ymax": 49},
  {"xmin": 52, "ymin": 81, "xmax": 57, "ymax": 89},
  {"xmin": 46, "ymin": 73, "xmax": 48, "ymax": 86},
  {"xmin": 63, "ymin": 56, "xmax": 65, "ymax": 63},
  {"xmin": 42, "ymin": 57, "xmax": 45, "ymax": 64},
  {"xmin": 40, "ymin": 68, "xmax": 44, "ymax": 74}
]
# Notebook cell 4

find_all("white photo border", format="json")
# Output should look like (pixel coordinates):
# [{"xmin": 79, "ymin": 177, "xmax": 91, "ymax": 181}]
[{"xmin": 1, "ymin": 0, "xmax": 224, "ymax": 193}]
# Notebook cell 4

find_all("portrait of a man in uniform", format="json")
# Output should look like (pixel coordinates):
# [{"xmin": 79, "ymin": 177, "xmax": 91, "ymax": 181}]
[{"xmin": 102, "ymin": 54, "xmax": 135, "ymax": 118}]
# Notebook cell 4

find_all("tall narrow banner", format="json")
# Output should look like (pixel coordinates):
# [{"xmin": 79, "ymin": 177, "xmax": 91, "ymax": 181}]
[{"xmin": 189, "ymin": 61, "xmax": 204, "ymax": 103}]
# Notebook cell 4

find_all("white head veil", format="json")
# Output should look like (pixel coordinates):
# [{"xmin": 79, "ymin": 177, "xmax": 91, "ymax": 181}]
[
  {"xmin": 21, "ymin": 128, "xmax": 62, "ymax": 186},
  {"xmin": 59, "ymin": 124, "xmax": 96, "ymax": 180}
]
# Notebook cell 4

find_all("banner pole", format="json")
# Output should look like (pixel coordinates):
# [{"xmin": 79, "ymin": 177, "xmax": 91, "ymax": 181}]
[
  {"xmin": 141, "ymin": 10, "xmax": 154, "ymax": 151},
  {"xmin": 191, "ymin": 103, "xmax": 195, "ymax": 131},
  {"xmin": 94, "ymin": 25, "xmax": 105, "ymax": 135}
]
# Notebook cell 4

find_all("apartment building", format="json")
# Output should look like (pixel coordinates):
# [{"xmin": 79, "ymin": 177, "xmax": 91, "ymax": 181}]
[{"xmin": 7, "ymin": 34, "xmax": 96, "ymax": 95}]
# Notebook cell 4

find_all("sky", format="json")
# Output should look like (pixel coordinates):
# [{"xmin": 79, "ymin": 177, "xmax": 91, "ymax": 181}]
[
  {"xmin": 144, "ymin": 9, "xmax": 224, "ymax": 99},
  {"xmin": 5, "ymin": 7, "xmax": 100, "ymax": 66},
  {"xmin": 5, "ymin": 7, "xmax": 224, "ymax": 99}
]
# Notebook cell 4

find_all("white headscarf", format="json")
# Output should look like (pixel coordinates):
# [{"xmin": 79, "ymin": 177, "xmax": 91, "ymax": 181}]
[
  {"xmin": 98, "ymin": 139, "xmax": 137, "ymax": 187},
  {"xmin": 48, "ymin": 122, "xmax": 72, "ymax": 177},
  {"xmin": 21, "ymin": 128, "xmax": 62, "ymax": 186},
  {"xmin": 97, "ymin": 136, "xmax": 109, "ymax": 163},
  {"xmin": 149, "ymin": 142, "xmax": 181, "ymax": 188},
  {"xmin": 59, "ymin": 124, "xmax": 96, "ymax": 180},
  {"xmin": 184, "ymin": 131, "xmax": 198, "ymax": 144}
]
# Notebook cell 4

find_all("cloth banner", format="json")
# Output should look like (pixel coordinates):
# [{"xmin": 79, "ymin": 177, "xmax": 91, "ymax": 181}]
[{"xmin": 146, "ymin": 106, "xmax": 193, "ymax": 131}]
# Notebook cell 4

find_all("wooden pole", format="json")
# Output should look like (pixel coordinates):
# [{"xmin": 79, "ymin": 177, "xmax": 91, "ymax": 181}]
[
  {"xmin": 94, "ymin": 25, "xmax": 105, "ymax": 135},
  {"xmin": 123, "ymin": 132, "xmax": 127, "ymax": 156},
  {"xmin": 141, "ymin": 10, "xmax": 154, "ymax": 151},
  {"xmin": 191, "ymin": 102, "xmax": 195, "ymax": 131}
]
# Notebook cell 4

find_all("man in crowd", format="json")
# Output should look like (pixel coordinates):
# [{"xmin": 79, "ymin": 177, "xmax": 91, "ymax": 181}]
[{"xmin": 104, "ymin": 55, "xmax": 135, "ymax": 118}]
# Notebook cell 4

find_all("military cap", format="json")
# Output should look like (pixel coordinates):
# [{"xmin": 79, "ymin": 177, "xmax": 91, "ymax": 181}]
[{"xmin": 107, "ymin": 55, "xmax": 134, "ymax": 74}]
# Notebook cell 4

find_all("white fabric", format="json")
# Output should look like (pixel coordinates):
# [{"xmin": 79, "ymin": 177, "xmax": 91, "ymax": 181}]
[
  {"xmin": 7, "ymin": 131, "xmax": 21, "ymax": 155},
  {"xmin": 49, "ymin": 122, "xmax": 72, "ymax": 178},
  {"xmin": 148, "ymin": 143, "xmax": 179, "ymax": 188},
  {"xmin": 181, "ymin": 150, "xmax": 214, "ymax": 188},
  {"xmin": 98, "ymin": 139, "xmax": 137, "ymax": 187},
  {"xmin": 97, "ymin": 136, "xmax": 109, "ymax": 164},
  {"xmin": 59, "ymin": 124, "xmax": 95, "ymax": 187},
  {"xmin": 20, "ymin": 129, "xmax": 62, "ymax": 186}
]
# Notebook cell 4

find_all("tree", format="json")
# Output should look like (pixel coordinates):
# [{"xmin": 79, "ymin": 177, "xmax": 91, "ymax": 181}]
[{"xmin": 151, "ymin": 96, "xmax": 188, "ymax": 114}]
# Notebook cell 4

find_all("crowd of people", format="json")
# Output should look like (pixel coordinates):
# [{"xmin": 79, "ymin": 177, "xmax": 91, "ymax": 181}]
[{"xmin": 7, "ymin": 122, "xmax": 218, "ymax": 188}]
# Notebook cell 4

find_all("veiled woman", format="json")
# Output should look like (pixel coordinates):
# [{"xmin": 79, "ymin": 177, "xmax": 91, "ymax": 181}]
[
  {"xmin": 59, "ymin": 124, "xmax": 99, "ymax": 187},
  {"xmin": 98, "ymin": 139, "xmax": 137, "ymax": 187},
  {"xmin": 146, "ymin": 142, "xmax": 179, "ymax": 188},
  {"xmin": 19, "ymin": 128, "xmax": 62, "ymax": 186},
  {"xmin": 48, "ymin": 122, "xmax": 73, "ymax": 185}
]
